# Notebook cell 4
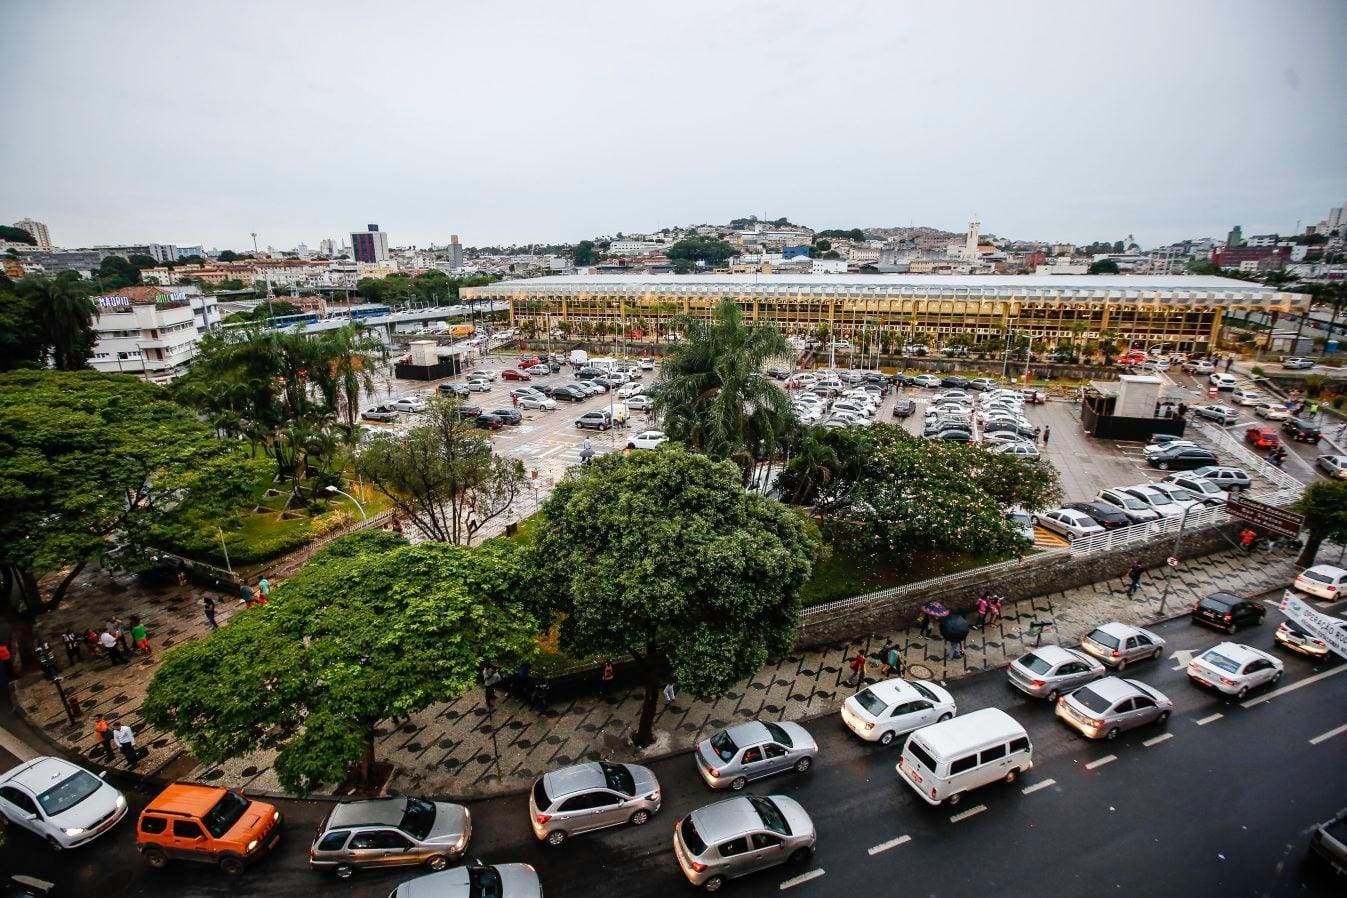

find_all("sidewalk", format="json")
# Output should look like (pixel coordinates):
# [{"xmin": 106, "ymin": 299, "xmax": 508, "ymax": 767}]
[{"xmin": 12, "ymin": 544, "xmax": 1310, "ymax": 799}]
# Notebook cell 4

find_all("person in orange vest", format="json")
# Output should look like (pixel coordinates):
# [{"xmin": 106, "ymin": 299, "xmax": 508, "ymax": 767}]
[
  {"xmin": 1239, "ymin": 528, "xmax": 1257, "ymax": 553},
  {"xmin": 94, "ymin": 714, "xmax": 114, "ymax": 761}
]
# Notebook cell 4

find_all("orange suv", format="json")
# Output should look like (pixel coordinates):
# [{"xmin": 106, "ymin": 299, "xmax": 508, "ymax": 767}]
[{"xmin": 136, "ymin": 784, "xmax": 282, "ymax": 875}]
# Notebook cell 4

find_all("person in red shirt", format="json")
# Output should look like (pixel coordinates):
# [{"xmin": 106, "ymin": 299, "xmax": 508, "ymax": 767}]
[{"xmin": 1239, "ymin": 528, "xmax": 1257, "ymax": 553}]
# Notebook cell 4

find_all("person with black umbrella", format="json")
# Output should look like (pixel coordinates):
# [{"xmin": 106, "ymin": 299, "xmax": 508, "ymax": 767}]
[{"xmin": 940, "ymin": 609, "xmax": 970, "ymax": 660}]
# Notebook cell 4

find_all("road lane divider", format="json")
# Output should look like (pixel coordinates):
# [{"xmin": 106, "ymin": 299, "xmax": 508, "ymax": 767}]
[
  {"xmin": 1241, "ymin": 664, "xmax": 1347, "ymax": 709},
  {"xmin": 1022, "ymin": 778, "xmax": 1056, "ymax": 794},
  {"xmin": 1309, "ymin": 723, "xmax": 1347, "ymax": 746},
  {"xmin": 1142, "ymin": 733, "xmax": 1173, "ymax": 747},
  {"xmin": 1085, "ymin": 755, "xmax": 1117, "ymax": 770},
  {"xmin": 949, "ymin": 804, "xmax": 987, "ymax": 823},
  {"xmin": 1196, "ymin": 713, "xmax": 1223, "ymax": 726},
  {"xmin": 780, "ymin": 869, "xmax": 826, "ymax": 890},
  {"xmin": 867, "ymin": 834, "xmax": 911, "ymax": 855}
]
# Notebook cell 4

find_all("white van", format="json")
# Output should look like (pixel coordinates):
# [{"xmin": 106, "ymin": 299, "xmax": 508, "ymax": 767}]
[{"xmin": 896, "ymin": 708, "xmax": 1033, "ymax": 806}]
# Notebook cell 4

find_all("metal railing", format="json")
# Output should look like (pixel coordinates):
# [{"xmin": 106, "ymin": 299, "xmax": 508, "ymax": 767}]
[{"xmin": 1189, "ymin": 420, "xmax": 1304, "ymax": 495}]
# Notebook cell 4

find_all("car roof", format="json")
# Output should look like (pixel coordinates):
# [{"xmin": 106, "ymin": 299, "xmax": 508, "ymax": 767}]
[
  {"xmin": 723, "ymin": 721, "xmax": 772, "ymax": 744},
  {"xmin": 0, "ymin": 756, "xmax": 81, "ymax": 792},
  {"xmin": 328, "ymin": 798, "xmax": 408, "ymax": 829},
  {"xmin": 542, "ymin": 762, "xmax": 608, "ymax": 798},
  {"xmin": 690, "ymin": 797, "xmax": 762, "ymax": 841},
  {"xmin": 864, "ymin": 678, "xmax": 923, "ymax": 705},
  {"xmin": 1091, "ymin": 621, "xmax": 1143, "ymax": 639},
  {"xmin": 145, "ymin": 783, "xmax": 230, "ymax": 816},
  {"xmin": 1074, "ymin": 677, "xmax": 1143, "ymax": 704},
  {"xmin": 1202, "ymin": 591, "xmax": 1244, "ymax": 605},
  {"xmin": 911, "ymin": 708, "xmax": 1024, "ymax": 756},
  {"xmin": 1021, "ymin": 644, "xmax": 1083, "ymax": 665},
  {"xmin": 1203, "ymin": 642, "xmax": 1269, "ymax": 663},
  {"xmin": 1305, "ymin": 564, "xmax": 1347, "ymax": 578}
]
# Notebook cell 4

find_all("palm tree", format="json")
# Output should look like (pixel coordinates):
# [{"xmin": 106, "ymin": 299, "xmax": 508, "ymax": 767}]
[
  {"xmin": 309, "ymin": 325, "xmax": 389, "ymax": 437},
  {"xmin": 654, "ymin": 297, "xmax": 795, "ymax": 473},
  {"xmin": 18, "ymin": 276, "xmax": 96, "ymax": 370}
]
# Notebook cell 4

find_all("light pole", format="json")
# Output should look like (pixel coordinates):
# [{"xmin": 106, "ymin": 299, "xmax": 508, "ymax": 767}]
[
  {"xmin": 325, "ymin": 485, "xmax": 368, "ymax": 521},
  {"xmin": 216, "ymin": 527, "xmax": 234, "ymax": 577},
  {"xmin": 1157, "ymin": 504, "xmax": 1192, "ymax": 614}
]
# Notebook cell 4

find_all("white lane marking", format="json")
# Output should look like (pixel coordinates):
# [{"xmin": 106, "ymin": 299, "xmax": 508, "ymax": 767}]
[
  {"xmin": 1169, "ymin": 648, "xmax": 1196, "ymax": 672},
  {"xmin": 1085, "ymin": 755, "xmax": 1117, "ymax": 770},
  {"xmin": 1241, "ymin": 664, "xmax": 1347, "ymax": 708},
  {"xmin": 1021, "ymin": 778, "xmax": 1056, "ymax": 794},
  {"xmin": 867, "ymin": 834, "xmax": 911, "ymax": 855},
  {"xmin": 780, "ymin": 869, "xmax": 826, "ymax": 890},
  {"xmin": 11, "ymin": 877, "xmax": 54, "ymax": 890},
  {"xmin": 949, "ymin": 804, "xmax": 987, "ymax": 823},
  {"xmin": 1143, "ymin": 733, "xmax": 1173, "ymax": 747},
  {"xmin": 1196, "ymin": 713, "xmax": 1223, "ymax": 726},
  {"xmin": 1309, "ymin": 722, "xmax": 1347, "ymax": 746}
]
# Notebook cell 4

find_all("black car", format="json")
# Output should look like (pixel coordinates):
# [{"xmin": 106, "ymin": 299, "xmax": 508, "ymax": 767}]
[
  {"xmin": 438, "ymin": 383, "xmax": 470, "ymax": 398},
  {"xmin": 532, "ymin": 383, "xmax": 559, "ymax": 397},
  {"xmin": 474, "ymin": 413, "xmax": 504, "ymax": 431},
  {"xmin": 766, "ymin": 366, "xmax": 790, "ymax": 380},
  {"xmin": 1063, "ymin": 501, "xmax": 1131, "ymax": 530},
  {"xmin": 941, "ymin": 375, "xmax": 970, "ymax": 388},
  {"xmin": 1146, "ymin": 432, "xmax": 1188, "ymax": 448},
  {"xmin": 934, "ymin": 429, "xmax": 972, "ymax": 442},
  {"xmin": 1146, "ymin": 446, "xmax": 1218, "ymax": 470},
  {"xmin": 456, "ymin": 404, "xmax": 483, "ymax": 420},
  {"xmin": 491, "ymin": 408, "xmax": 523, "ymax": 425},
  {"xmin": 984, "ymin": 421, "xmax": 1038, "ymax": 441},
  {"xmin": 1191, "ymin": 591, "xmax": 1265, "ymax": 634},
  {"xmin": 863, "ymin": 372, "xmax": 886, "ymax": 384},
  {"xmin": 575, "ymin": 367, "xmax": 605, "ymax": 380},
  {"xmin": 1282, "ymin": 417, "xmax": 1322, "ymax": 443},
  {"xmin": 892, "ymin": 398, "xmax": 916, "ymax": 418},
  {"xmin": 552, "ymin": 386, "xmax": 585, "ymax": 402},
  {"xmin": 891, "ymin": 373, "xmax": 916, "ymax": 386}
]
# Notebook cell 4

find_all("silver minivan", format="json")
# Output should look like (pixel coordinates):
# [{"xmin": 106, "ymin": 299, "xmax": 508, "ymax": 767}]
[
  {"xmin": 673, "ymin": 795, "xmax": 816, "ymax": 892},
  {"xmin": 528, "ymin": 761, "xmax": 660, "ymax": 846},
  {"xmin": 694, "ymin": 721, "xmax": 817, "ymax": 791}
]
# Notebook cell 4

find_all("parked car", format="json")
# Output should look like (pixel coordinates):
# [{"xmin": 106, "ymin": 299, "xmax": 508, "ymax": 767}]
[
  {"xmin": 551, "ymin": 386, "xmax": 585, "ymax": 402},
  {"xmin": 1148, "ymin": 480, "xmax": 1221, "ymax": 509},
  {"xmin": 966, "ymin": 377, "xmax": 999, "ymax": 392},
  {"xmin": 934, "ymin": 429, "xmax": 973, "ymax": 443},
  {"xmin": 694, "ymin": 721, "xmax": 818, "ymax": 792},
  {"xmin": 1063, "ymin": 500, "xmax": 1130, "ymax": 530},
  {"xmin": 1253, "ymin": 402, "xmax": 1289, "ymax": 421},
  {"xmin": 1209, "ymin": 372, "xmax": 1238, "ymax": 390},
  {"xmin": 517, "ymin": 394, "xmax": 556, "ymax": 411},
  {"xmin": 1275, "ymin": 618, "xmax": 1346, "ymax": 659},
  {"xmin": 455, "ymin": 405, "xmax": 483, "ymax": 420},
  {"xmin": 1186, "ymin": 642, "xmax": 1282, "ymax": 699},
  {"xmin": 517, "ymin": 357, "xmax": 543, "ymax": 369},
  {"xmin": 1054, "ymin": 677, "xmax": 1172, "ymax": 741},
  {"xmin": 912, "ymin": 374, "xmax": 942, "ymax": 388},
  {"xmin": 1161, "ymin": 472, "xmax": 1228, "ymax": 502},
  {"xmin": 1142, "ymin": 439, "xmax": 1200, "ymax": 459},
  {"xmin": 1230, "ymin": 388, "xmax": 1263, "ymax": 406},
  {"xmin": 1283, "ymin": 417, "xmax": 1323, "ymax": 443},
  {"xmin": 0, "ymin": 756, "xmax": 128, "ymax": 849},
  {"xmin": 390, "ymin": 395, "xmax": 428, "ymax": 413},
  {"xmin": 389, "ymin": 863, "xmax": 541, "ymax": 898},
  {"xmin": 1188, "ymin": 465, "xmax": 1251, "ymax": 491},
  {"xmin": 136, "ymin": 784, "xmax": 281, "ymax": 875},
  {"xmin": 310, "ymin": 798, "xmax": 471, "ymax": 879},
  {"xmin": 574, "ymin": 411, "xmax": 612, "ymax": 431},
  {"xmin": 501, "ymin": 369, "xmax": 531, "ymax": 382},
  {"xmin": 1244, "ymin": 425, "xmax": 1280, "ymax": 449},
  {"xmin": 639, "ymin": 356, "xmax": 655, "ymax": 370},
  {"xmin": 1117, "ymin": 484, "xmax": 1186, "ymax": 519},
  {"xmin": 1079, "ymin": 622, "xmax": 1165, "ymax": 669},
  {"xmin": 490, "ymin": 408, "xmax": 523, "ymax": 426},
  {"xmin": 464, "ymin": 379, "xmax": 491, "ymax": 393},
  {"xmin": 991, "ymin": 442, "xmax": 1040, "ymax": 461},
  {"xmin": 1193, "ymin": 404, "xmax": 1239, "ymax": 425},
  {"xmin": 625, "ymin": 394, "xmax": 655, "ymax": 410},
  {"xmin": 627, "ymin": 430, "xmax": 668, "ymax": 450},
  {"xmin": 1292, "ymin": 564, "xmax": 1347, "ymax": 600},
  {"xmin": 528, "ymin": 762, "xmax": 660, "ymax": 846},
  {"xmin": 437, "ymin": 383, "xmax": 470, "ymax": 399},
  {"xmin": 617, "ymin": 382, "xmax": 644, "ymax": 399},
  {"xmin": 1317, "ymin": 455, "xmax": 1347, "ymax": 479},
  {"xmin": 525, "ymin": 364, "xmax": 552, "ymax": 377},
  {"xmin": 1007, "ymin": 645, "xmax": 1105, "ymax": 700},
  {"xmin": 474, "ymin": 413, "xmax": 504, "ymax": 431},
  {"xmin": 1034, "ymin": 508, "xmax": 1106, "ymax": 542},
  {"xmin": 1283, "ymin": 357, "xmax": 1317, "ymax": 370},
  {"xmin": 1146, "ymin": 445, "xmax": 1219, "ymax": 471},
  {"xmin": 1191, "ymin": 591, "xmax": 1265, "ymax": 634},
  {"xmin": 983, "ymin": 421, "xmax": 1038, "ymax": 441},
  {"xmin": 1096, "ymin": 488, "xmax": 1162, "ymax": 523},
  {"xmin": 672, "ymin": 796, "xmax": 815, "ymax": 892},
  {"xmin": 840, "ymin": 679, "xmax": 957, "ymax": 746},
  {"xmin": 361, "ymin": 404, "xmax": 400, "ymax": 422}
]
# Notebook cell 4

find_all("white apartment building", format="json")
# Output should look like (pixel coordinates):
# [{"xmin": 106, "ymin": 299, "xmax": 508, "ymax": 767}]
[
  {"xmin": 88, "ymin": 285, "xmax": 218, "ymax": 382},
  {"xmin": 13, "ymin": 218, "xmax": 52, "ymax": 251},
  {"xmin": 811, "ymin": 258, "xmax": 848, "ymax": 274},
  {"xmin": 609, "ymin": 240, "xmax": 662, "ymax": 255}
]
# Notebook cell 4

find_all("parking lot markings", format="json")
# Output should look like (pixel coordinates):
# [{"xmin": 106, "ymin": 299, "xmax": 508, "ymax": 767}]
[
  {"xmin": 1021, "ymin": 778, "xmax": 1056, "ymax": 795},
  {"xmin": 1085, "ymin": 754, "xmax": 1117, "ymax": 770},
  {"xmin": 1196, "ymin": 713, "xmax": 1223, "ymax": 726},
  {"xmin": 949, "ymin": 804, "xmax": 987, "ymax": 823},
  {"xmin": 867, "ymin": 834, "xmax": 911, "ymax": 855},
  {"xmin": 1142, "ymin": 733, "xmax": 1173, "ymax": 747},
  {"xmin": 1309, "ymin": 722, "xmax": 1347, "ymax": 746},
  {"xmin": 779, "ymin": 869, "xmax": 826, "ymax": 890},
  {"xmin": 1241, "ymin": 665, "xmax": 1347, "ymax": 708}
]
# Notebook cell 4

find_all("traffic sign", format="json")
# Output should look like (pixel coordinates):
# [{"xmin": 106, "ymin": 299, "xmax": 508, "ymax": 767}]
[
  {"xmin": 1166, "ymin": 556, "xmax": 1179, "ymax": 568},
  {"xmin": 1225, "ymin": 495, "xmax": 1304, "ymax": 539}
]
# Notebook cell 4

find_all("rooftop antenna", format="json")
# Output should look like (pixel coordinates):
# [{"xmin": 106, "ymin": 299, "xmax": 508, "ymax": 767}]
[{"xmin": 251, "ymin": 232, "xmax": 259, "ymax": 255}]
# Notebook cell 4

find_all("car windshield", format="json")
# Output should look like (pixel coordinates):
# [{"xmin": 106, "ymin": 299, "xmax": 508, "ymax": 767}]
[
  {"xmin": 907, "ymin": 740, "xmax": 938, "ymax": 773},
  {"xmin": 680, "ymin": 815, "xmax": 708, "ymax": 856},
  {"xmin": 1018, "ymin": 653, "xmax": 1052, "ymax": 674},
  {"xmin": 1086, "ymin": 628, "xmax": 1120, "ymax": 650},
  {"xmin": 1302, "ymin": 570, "xmax": 1333, "ymax": 584},
  {"xmin": 1141, "ymin": 491, "xmax": 1172, "ymax": 506},
  {"xmin": 1202, "ymin": 651, "xmax": 1241, "ymax": 674},
  {"xmin": 467, "ymin": 866, "xmax": 504, "ymax": 898},
  {"xmin": 532, "ymin": 777, "xmax": 550, "ymax": 810},
  {"xmin": 1113, "ymin": 494, "xmax": 1146, "ymax": 510},
  {"xmin": 36, "ymin": 770, "xmax": 102, "ymax": 816},
  {"xmin": 750, "ymin": 796, "xmax": 792, "ymax": 836},
  {"xmin": 600, "ymin": 762, "xmax": 635, "ymax": 796},
  {"xmin": 853, "ymin": 687, "xmax": 887, "ymax": 716},
  {"xmin": 1199, "ymin": 596, "xmax": 1234, "ymax": 611},
  {"xmin": 709, "ymin": 730, "xmax": 738, "ymax": 762},
  {"xmin": 763, "ymin": 722, "xmax": 793, "ymax": 748},
  {"xmin": 399, "ymin": 798, "xmax": 436, "ymax": 840},
  {"xmin": 1070, "ymin": 687, "xmax": 1114, "ymax": 714},
  {"xmin": 912, "ymin": 682, "xmax": 938, "ymax": 702},
  {"xmin": 202, "ymin": 791, "xmax": 250, "ymax": 838}
]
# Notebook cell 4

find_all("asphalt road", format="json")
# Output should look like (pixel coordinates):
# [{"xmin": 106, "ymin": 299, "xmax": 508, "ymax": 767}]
[{"xmin": 5, "ymin": 590, "xmax": 1346, "ymax": 897}]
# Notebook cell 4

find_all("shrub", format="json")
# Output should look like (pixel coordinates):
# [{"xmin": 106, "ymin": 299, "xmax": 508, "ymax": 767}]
[{"xmin": 1251, "ymin": 366, "xmax": 1265, "ymax": 376}]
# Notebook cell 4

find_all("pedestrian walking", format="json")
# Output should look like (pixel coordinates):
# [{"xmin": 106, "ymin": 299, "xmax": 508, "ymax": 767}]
[
  {"xmin": 257, "ymin": 577, "xmax": 270, "ymax": 603},
  {"xmin": 107, "ymin": 617, "xmax": 130, "ymax": 652},
  {"xmin": 988, "ymin": 594, "xmax": 1004, "ymax": 625},
  {"xmin": 663, "ymin": 682, "xmax": 678, "ymax": 706},
  {"xmin": 482, "ymin": 664, "xmax": 501, "ymax": 710},
  {"xmin": 600, "ymin": 660, "xmax": 615, "ymax": 697},
  {"xmin": 94, "ymin": 714, "xmax": 114, "ymax": 762},
  {"xmin": 1125, "ymin": 561, "xmax": 1144, "ymax": 597},
  {"xmin": 203, "ymin": 595, "xmax": 218, "ymax": 630},
  {"xmin": 113, "ymin": 722, "xmax": 138, "ymax": 768},
  {"xmin": 99, "ymin": 628, "xmax": 127, "ymax": 665},
  {"xmin": 885, "ymin": 642, "xmax": 903, "ymax": 678},
  {"xmin": 1224, "ymin": 356, "xmax": 1233, "ymax": 372},
  {"xmin": 130, "ymin": 616, "xmax": 151, "ymax": 659},
  {"xmin": 940, "ymin": 613, "xmax": 970, "ymax": 660},
  {"xmin": 176, "ymin": 569, "xmax": 188, "ymax": 590},
  {"xmin": 845, "ymin": 648, "xmax": 868, "ymax": 686},
  {"xmin": 975, "ymin": 594, "xmax": 991, "ymax": 630},
  {"xmin": 879, "ymin": 640, "xmax": 896, "ymax": 675},
  {"xmin": 61, "ymin": 628, "xmax": 83, "ymax": 665},
  {"xmin": 1041, "ymin": 425, "xmax": 1051, "ymax": 445},
  {"xmin": 919, "ymin": 600, "xmax": 949, "ymax": 640}
]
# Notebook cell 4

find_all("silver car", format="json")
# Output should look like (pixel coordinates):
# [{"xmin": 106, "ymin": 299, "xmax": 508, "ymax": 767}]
[
  {"xmin": 1007, "ymin": 645, "xmax": 1106, "ymax": 700},
  {"xmin": 1055, "ymin": 677, "xmax": 1173, "ymax": 741},
  {"xmin": 1079, "ymin": 622, "xmax": 1165, "ymax": 669},
  {"xmin": 673, "ymin": 795, "xmax": 816, "ymax": 892},
  {"xmin": 309, "ymin": 798, "xmax": 471, "ymax": 879},
  {"xmin": 392, "ymin": 863, "xmax": 540, "ymax": 898},
  {"xmin": 694, "ymin": 721, "xmax": 818, "ymax": 791},
  {"xmin": 528, "ymin": 761, "xmax": 660, "ymax": 846}
]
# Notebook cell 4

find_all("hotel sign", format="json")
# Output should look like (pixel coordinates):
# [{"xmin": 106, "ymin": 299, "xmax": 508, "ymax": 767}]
[{"xmin": 97, "ymin": 295, "xmax": 131, "ymax": 310}]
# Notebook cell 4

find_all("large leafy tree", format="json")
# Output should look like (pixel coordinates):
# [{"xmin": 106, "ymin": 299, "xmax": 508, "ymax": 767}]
[
  {"xmin": 531, "ymin": 448, "xmax": 820, "ymax": 747},
  {"xmin": 654, "ymin": 297, "xmax": 795, "ymax": 472},
  {"xmin": 666, "ymin": 236, "xmax": 737, "ymax": 265},
  {"xmin": 0, "ymin": 275, "xmax": 97, "ymax": 371},
  {"xmin": 142, "ymin": 531, "xmax": 538, "ymax": 795},
  {"xmin": 1294, "ymin": 480, "xmax": 1347, "ymax": 567},
  {"xmin": 355, "ymin": 396, "xmax": 526, "ymax": 545},
  {"xmin": 0, "ymin": 371, "xmax": 263, "ymax": 644}
]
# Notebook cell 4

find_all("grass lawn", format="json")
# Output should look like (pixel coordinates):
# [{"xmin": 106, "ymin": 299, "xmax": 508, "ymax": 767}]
[{"xmin": 800, "ymin": 537, "xmax": 1003, "ymax": 607}]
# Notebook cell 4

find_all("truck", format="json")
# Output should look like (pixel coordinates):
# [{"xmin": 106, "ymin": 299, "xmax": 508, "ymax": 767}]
[
  {"xmin": 569, "ymin": 349, "xmax": 589, "ymax": 366},
  {"xmin": 449, "ymin": 323, "xmax": 475, "ymax": 338}
]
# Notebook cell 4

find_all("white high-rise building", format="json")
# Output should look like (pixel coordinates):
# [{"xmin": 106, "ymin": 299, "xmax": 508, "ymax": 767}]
[
  {"xmin": 87, "ymin": 285, "xmax": 218, "ymax": 382},
  {"xmin": 447, "ymin": 234, "xmax": 464, "ymax": 268},
  {"xmin": 962, "ymin": 216, "xmax": 981, "ymax": 262},
  {"xmin": 13, "ymin": 218, "xmax": 52, "ymax": 251},
  {"xmin": 318, "ymin": 238, "xmax": 336, "ymax": 257}
]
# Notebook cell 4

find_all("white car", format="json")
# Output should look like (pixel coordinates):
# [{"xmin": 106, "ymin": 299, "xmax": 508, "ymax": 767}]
[
  {"xmin": 1186, "ymin": 642, "xmax": 1283, "ymax": 699},
  {"xmin": 1283, "ymin": 357, "xmax": 1316, "ymax": 370},
  {"xmin": 912, "ymin": 375, "xmax": 942, "ymax": 388},
  {"xmin": 617, "ymin": 382, "xmax": 644, "ymax": 399},
  {"xmin": 1147, "ymin": 480, "xmax": 1215, "ymax": 510},
  {"xmin": 626, "ymin": 430, "xmax": 668, "ymax": 450},
  {"xmin": 0, "ymin": 756, "xmax": 129, "ymax": 849},
  {"xmin": 1209, "ymin": 372, "xmax": 1238, "ymax": 390},
  {"xmin": 1078, "ymin": 622, "xmax": 1165, "ymax": 669},
  {"xmin": 1118, "ymin": 484, "xmax": 1186, "ymax": 519},
  {"xmin": 1034, "ymin": 508, "xmax": 1106, "ymax": 541},
  {"xmin": 391, "ymin": 395, "xmax": 428, "ymax": 413},
  {"xmin": 517, "ymin": 394, "xmax": 556, "ymax": 411},
  {"xmin": 991, "ymin": 442, "xmax": 1040, "ymax": 460},
  {"xmin": 841, "ymin": 678, "xmax": 957, "ymax": 746},
  {"xmin": 1292, "ymin": 564, "xmax": 1347, "ymax": 600},
  {"xmin": 471, "ymin": 369, "xmax": 498, "ymax": 381},
  {"xmin": 626, "ymin": 394, "xmax": 655, "ymax": 410},
  {"xmin": 639, "ymin": 357, "xmax": 655, "ymax": 370},
  {"xmin": 1231, "ymin": 388, "xmax": 1263, "ymax": 406},
  {"xmin": 1254, "ymin": 403, "xmax": 1289, "ymax": 421},
  {"xmin": 465, "ymin": 379, "xmax": 492, "ymax": 393}
]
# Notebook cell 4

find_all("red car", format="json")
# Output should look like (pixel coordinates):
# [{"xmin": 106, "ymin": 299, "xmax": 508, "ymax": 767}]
[
  {"xmin": 1245, "ymin": 426, "xmax": 1280, "ymax": 449},
  {"xmin": 517, "ymin": 357, "xmax": 543, "ymax": 369},
  {"xmin": 501, "ymin": 368, "xmax": 532, "ymax": 381}
]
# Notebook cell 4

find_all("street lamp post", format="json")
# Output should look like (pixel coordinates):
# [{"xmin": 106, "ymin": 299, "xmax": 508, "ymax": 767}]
[
  {"xmin": 215, "ymin": 527, "xmax": 234, "ymax": 577},
  {"xmin": 1157, "ymin": 504, "xmax": 1193, "ymax": 615},
  {"xmin": 325, "ymin": 485, "xmax": 369, "ymax": 521}
]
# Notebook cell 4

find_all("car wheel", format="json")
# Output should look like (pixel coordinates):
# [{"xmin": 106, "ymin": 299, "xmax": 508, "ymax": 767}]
[
  {"xmin": 789, "ymin": 848, "xmax": 812, "ymax": 866},
  {"xmin": 730, "ymin": 776, "xmax": 747, "ymax": 791},
  {"xmin": 1004, "ymin": 768, "xmax": 1019, "ymax": 784},
  {"xmin": 626, "ymin": 443, "xmax": 635, "ymax": 450},
  {"xmin": 1046, "ymin": 689, "xmax": 1059, "ymax": 703},
  {"xmin": 219, "ymin": 856, "xmax": 246, "ymax": 876},
  {"xmin": 1106, "ymin": 727, "xmax": 1119, "ymax": 741},
  {"xmin": 1152, "ymin": 648, "xmax": 1163, "ymax": 661},
  {"xmin": 794, "ymin": 756, "xmax": 813, "ymax": 774},
  {"xmin": 1116, "ymin": 657, "xmax": 1128, "ymax": 671},
  {"xmin": 629, "ymin": 809, "xmax": 651, "ymax": 826},
  {"xmin": 702, "ymin": 875, "xmax": 726, "ymax": 892},
  {"xmin": 1158, "ymin": 461, "xmax": 1170, "ymax": 470},
  {"xmin": 1157, "ymin": 711, "xmax": 1170, "ymax": 725},
  {"xmin": 938, "ymin": 712, "xmax": 953, "ymax": 723},
  {"xmin": 1271, "ymin": 670, "xmax": 1283, "ymax": 685},
  {"xmin": 945, "ymin": 792, "xmax": 962, "ymax": 807},
  {"xmin": 1226, "ymin": 622, "xmax": 1238, "ymax": 635},
  {"xmin": 426, "ymin": 855, "xmax": 449, "ymax": 872},
  {"xmin": 1236, "ymin": 685, "xmax": 1250, "ymax": 700},
  {"xmin": 46, "ymin": 835, "xmax": 63, "ymax": 851},
  {"xmin": 141, "ymin": 847, "xmax": 168, "ymax": 869},
  {"xmin": 546, "ymin": 829, "xmax": 567, "ymax": 847},
  {"xmin": 575, "ymin": 422, "xmax": 583, "ymax": 429},
  {"xmin": 334, "ymin": 863, "xmax": 355, "ymax": 880},
  {"xmin": 878, "ymin": 730, "xmax": 895, "ymax": 746}
]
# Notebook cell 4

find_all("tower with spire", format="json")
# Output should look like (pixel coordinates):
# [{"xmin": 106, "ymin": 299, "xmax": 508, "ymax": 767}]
[{"xmin": 962, "ymin": 216, "xmax": 981, "ymax": 262}]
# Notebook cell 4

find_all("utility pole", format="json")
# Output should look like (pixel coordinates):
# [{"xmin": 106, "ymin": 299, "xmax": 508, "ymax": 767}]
[{"xmin": 1157, "ymin": 504, "xmax": 1192, "ymax": 614}]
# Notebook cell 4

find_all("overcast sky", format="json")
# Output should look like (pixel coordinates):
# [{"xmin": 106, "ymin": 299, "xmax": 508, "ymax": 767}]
[{"xmin": 5, "ymin": 0, "xmax": 1345, "ymax": 251}]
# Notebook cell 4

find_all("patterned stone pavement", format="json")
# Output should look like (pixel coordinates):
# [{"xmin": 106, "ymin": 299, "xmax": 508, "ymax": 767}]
[{"xmin": 14, "ymin": 542, "xmax": 1312, "ymax": 799}]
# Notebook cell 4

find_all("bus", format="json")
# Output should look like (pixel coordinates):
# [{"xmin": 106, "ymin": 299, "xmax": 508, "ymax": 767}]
[{"xmin": 267, "ymin": 311, "xmax": 320, "ymax": 329}]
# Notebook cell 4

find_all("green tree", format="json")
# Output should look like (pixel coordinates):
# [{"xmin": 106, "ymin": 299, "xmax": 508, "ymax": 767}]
[
  {"xmin": 1186, "ymin": 259, "xmax": 1220, "ymax": 275},
  {"xmin": 0, "ymin": 278, "xmax": 46, "ymax": 370},
  {"xmin": 573, "ymin": 240, "xmax": 597, "ymax": 266},
  {"xmin": 356, "ymin": 396, "xmax": 527, "ymax": 545},
  {"xmin": 654, "ymin": 297, "xmax": 795, "ymax": 471},
  {"xmin": 142, "ymin": 531, "xmax": 539, "ymax": 794},
  {"xmin": 669, "ymin": 258, "xmax": 695, "ymax": 274},
  {"xmin": 96, "ymin": 255, "xmax": 141, "ymax": 290},
  {"xmin": 1294, "ymin": 480, "xmax": 1347, "ymax": 567},
  {"xmin": 9, "ymin": 276, "xmax": 97, "ymax": 370},
  {"xmin": 530, "ymin": 449, "xmax": 820, "ymax": 746},
  {"xmin": 127, "ymin": 254, "xmax": 159, "ymax": 269},
  {"xmin": 666, "ymin": 236, "xmax": 737, "ymax": 266},
  {"xmin": 0, "ymin": 226, "xmax": 36, "ymax": 245},
  {"xmin": 218, "ymin": 250, "xmax": 241, "ymax": 262},
  {"xmin": 1088, "ymin": 259, "xmax": 1120, "ymax": 274}
]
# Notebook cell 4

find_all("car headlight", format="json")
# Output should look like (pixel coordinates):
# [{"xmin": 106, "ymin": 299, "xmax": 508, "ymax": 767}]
[
  {"xmin": 646, "ymin": 791, "xmax": 660, "ymax": 802},
  {"xmin": 273, "ymin": 810, "xmax": 280, "ymax": 823},
  {"xmin": 454, "ymin": 832, "xmax": 468, "ymax": 851},
  {"xmin": 247, "ymin": 839, "xmax": 259, "ymax": 852},
  {"xmin": 63, "ymin": 827, "xmax": 86, "ymax": 837},
  {"xmin": 115, "ymin": 794, "xmax": 127, "ymax": 809}
]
